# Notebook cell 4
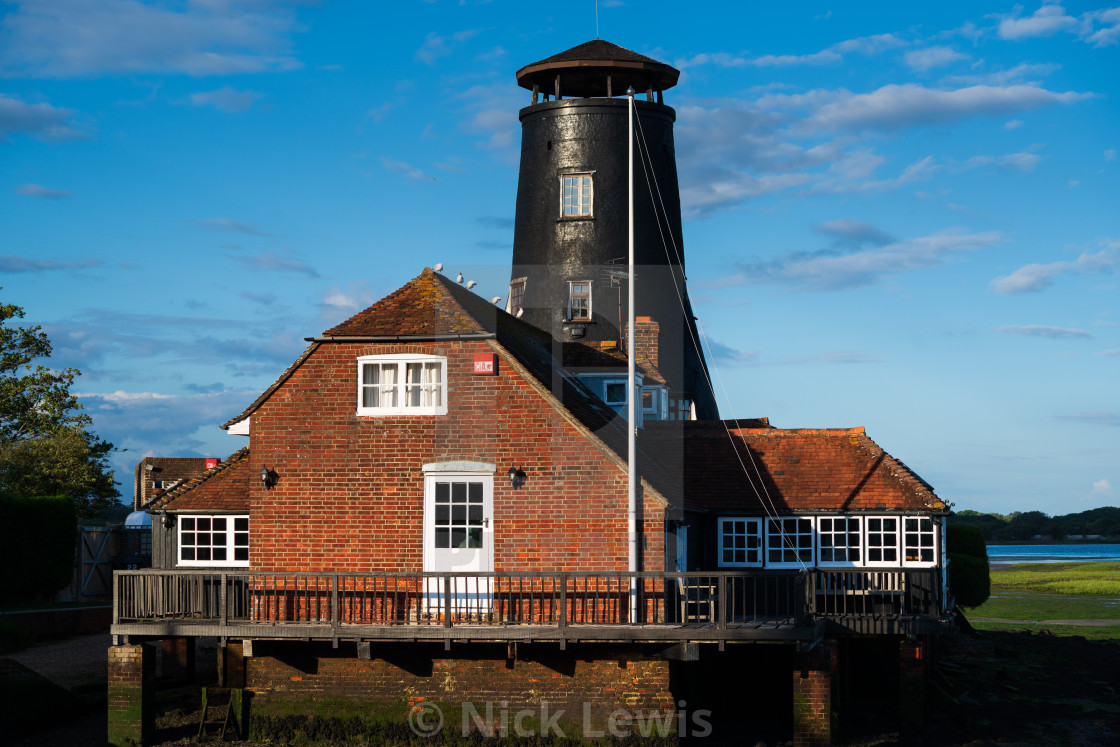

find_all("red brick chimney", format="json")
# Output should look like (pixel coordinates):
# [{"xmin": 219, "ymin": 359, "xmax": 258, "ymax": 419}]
[{"xmin": 626, "ymin": 316, "xmax": 660, "ymax": 369}]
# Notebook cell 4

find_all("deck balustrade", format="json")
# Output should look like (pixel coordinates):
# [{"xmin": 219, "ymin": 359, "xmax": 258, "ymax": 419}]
[{"xmin": 112, "ymin": 569, "xmax": 945, "ymax": 641}]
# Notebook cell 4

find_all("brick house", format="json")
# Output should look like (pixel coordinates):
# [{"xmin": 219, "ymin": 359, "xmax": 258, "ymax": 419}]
[
  {"xmin": 113, "ymin": 267, "xmax": 950, "ymax": 745},
  {"xmin": 110, "ymin": 38, "xmax": 953, "ymax": 746}
]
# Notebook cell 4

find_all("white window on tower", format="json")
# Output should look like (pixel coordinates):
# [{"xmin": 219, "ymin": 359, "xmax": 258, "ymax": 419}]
[
  {"xmin": 560, "ymin": 174, "xmax": 593, "ymax": 217},
  {"xmin": 357, "ymin": 355, "xmax": 447, "ymax": 416},
  {"xmin": 568, "ymin": 281, "xmax": 591, "ymax": 321}
]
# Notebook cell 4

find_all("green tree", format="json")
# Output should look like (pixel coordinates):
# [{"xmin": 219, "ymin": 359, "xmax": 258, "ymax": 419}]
[{"xmin": 0, "ymin": 292, "xmax": 119, "ymax": 519}]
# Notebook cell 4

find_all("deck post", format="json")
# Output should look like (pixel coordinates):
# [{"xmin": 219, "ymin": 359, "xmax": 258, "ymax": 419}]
[
  {"xmin": 558, "ymin": 573, "xmax": 568, "ymax": 631},
  {"xmin": 443, "ymin": 574, "xmax": 452, "ymax": 628},
  {"xmin": 220, "ymin": 573, "xmax": 228, "ymax": 627},
  {"xmin": 331, "ymin": 574, "xmax": 340, "ymax": 626}
]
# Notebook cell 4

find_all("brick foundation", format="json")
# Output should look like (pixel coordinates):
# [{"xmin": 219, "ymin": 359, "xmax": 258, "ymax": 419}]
[
  {"xmin": 899, "ymin": 638, "xmax": 925, "ymax": 734},
  {"xmin": 792, "ymin": 645, "xmax": 832, "ymax": 747},
  {"xmin": 246, "ymin": 641, "xmax": 676, "ymax": 737},
  {"xmin": 160, "ymin": 637, "xmax": 195, "ymax": 684},
  {"xmin": 107, "ymin": 644, "xmax": 153, "ymax": 746}
]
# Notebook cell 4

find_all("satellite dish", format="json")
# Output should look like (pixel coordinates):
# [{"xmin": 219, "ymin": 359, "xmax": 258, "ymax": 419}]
[
  {"xmin": 434, "ymin": 263, "xmax": 443, "ymax": 272},
  {"xmin": 490, "ymin": 296, "xmax": 502, "ymax": 305},
  {"xmin": 516, "ymin": 308, "xmax": 524, "ymax": 318},
  {"xmin": 466, "ymin": 280, "xmax": 477, "ymax": 289}
]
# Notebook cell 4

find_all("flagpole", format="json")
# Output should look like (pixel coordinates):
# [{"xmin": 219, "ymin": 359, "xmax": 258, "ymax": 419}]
[{"xmin": 626, "ymin": 86, "xmax": 638, "ymax": 623}]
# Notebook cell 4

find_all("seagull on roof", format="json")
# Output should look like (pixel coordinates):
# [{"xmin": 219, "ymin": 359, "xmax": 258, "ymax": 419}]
[
  {"xmin": 434, "ymin": 263, "xmax": 443, "ymax": 272},
  {"xmin": 516, "ymin": 308, "xmax": 524, "ymax": 318},
  {"xmin": 456, "ymin": 272, "xmax": 463, "ymax": 283},
  {"xmin": 465, "ymin": 280, "xmax": 476, "ymax": 289},
  {"xmin": 490, "ymin": 296, "xmax": 502, "ymax": 305}
]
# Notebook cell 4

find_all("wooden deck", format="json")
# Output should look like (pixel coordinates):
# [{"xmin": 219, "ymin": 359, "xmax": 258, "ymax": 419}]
[{"xmin": 111, "ymin": 569, "xmax": 950, "ymax": 644}]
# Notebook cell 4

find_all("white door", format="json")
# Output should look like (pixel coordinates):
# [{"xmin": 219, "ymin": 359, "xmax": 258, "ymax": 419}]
[{"xmin": 423, "ymin": 473, "xmax": 494, "ymax": 615}]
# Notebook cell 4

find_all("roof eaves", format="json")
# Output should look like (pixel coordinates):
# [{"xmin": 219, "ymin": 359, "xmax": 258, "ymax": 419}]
[
  {"xmin": 150, "ymin": 446, "xmax": 250, "ymax": 510},
  {"xmin": 221, "ymin": 342, "xmax": 320, "ymax": 429}
]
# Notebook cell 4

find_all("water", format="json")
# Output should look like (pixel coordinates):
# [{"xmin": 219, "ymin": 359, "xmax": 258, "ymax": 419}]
[{"xmin": 986, "ymin": 543, "xmax": 1120, "ymax": 565}]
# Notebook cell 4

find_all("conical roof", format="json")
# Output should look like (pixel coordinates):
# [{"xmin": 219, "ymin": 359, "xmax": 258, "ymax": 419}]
[{"xmin": 516, "ymin": 39, "xmax": 679, "ymax": 97}]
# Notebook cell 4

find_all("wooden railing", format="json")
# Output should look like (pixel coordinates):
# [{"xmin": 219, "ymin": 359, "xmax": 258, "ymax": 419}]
[{"xmin": 113, "ymin": 569, "xmax": 943, "ymax": 629}]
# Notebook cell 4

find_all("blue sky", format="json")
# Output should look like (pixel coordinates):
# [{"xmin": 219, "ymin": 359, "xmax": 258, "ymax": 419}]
[{"xmin": 2, "ymin": 1, "xmax": 1117, "ymax": 515}]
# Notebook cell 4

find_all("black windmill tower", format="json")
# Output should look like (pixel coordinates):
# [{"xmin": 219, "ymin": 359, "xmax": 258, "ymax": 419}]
[{"xmin": 508, "ymin": 39, "xmax": 718, "ymax": 420}]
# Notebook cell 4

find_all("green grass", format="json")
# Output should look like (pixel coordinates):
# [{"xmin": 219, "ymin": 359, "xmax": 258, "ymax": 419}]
[
  {"xmin": 967, "ymin": 560, "xmax": 1120, "ymax": 642},
  {"xmin": 989, "ymin": 561, "xmax": 1120, "ymax": 595}
]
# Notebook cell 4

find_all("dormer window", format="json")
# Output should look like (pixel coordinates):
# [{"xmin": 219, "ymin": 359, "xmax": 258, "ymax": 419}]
[
  {"xmin": 560, "ymin": 174, "xmax": 592, "ymax": 217},
  {"xmin": 357, "ymin": 355, "xmax": 447, "ymax": 416},
  {"xmin": 568, "ymin": 281, "xmax": 591, "ymax": 321}
]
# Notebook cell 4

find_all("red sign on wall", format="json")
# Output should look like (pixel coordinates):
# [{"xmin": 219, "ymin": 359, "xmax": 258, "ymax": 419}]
[{"xmin": 472, "ymin": 353, "xmax": 498, "ymax": 375}]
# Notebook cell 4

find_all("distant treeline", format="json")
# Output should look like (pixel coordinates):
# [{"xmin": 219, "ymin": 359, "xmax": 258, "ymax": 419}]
[{"xmin": 951, "ymin": 507, "xmax": 1120, "ymax": 541}]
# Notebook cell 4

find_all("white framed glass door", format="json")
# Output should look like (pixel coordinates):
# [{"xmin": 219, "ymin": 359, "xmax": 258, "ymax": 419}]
[{"xmin": 423, "ymin": 472, "xmax": 494, "ymax": 615}]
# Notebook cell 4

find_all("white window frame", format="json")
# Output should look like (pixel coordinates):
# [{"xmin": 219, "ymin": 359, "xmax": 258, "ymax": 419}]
[
  {"xmin": 603, "ymin": 378, "xmax": 627, "ymax": 405},
  {"xmin": 568, "ymin": 280, "xmax": 592, "ymax": 321},
  {"xmin": 508, "ymin": 277, "xmax": 526, "ymax": 315},
  {"xmin": 177, "ymin": 514, "xmax": 249, "ymax": 567},
  {"xmin": 816, "ymin": 516, "xmax": 863, "ymax": 568},
  {"xmin": 717, "ymin": 518, "xmax": 763, "ymax": 567},
  {"xmin": 864, "ymin": 516, "xmax": 902, "ymax": 567},
  {"xmin": 560, "ymin": 173, "xmax": 593, "ymax": 217},
  {"xmin": 357, "ymin": 354, "xmax": 447, "ymax": 416},
  {"xmin": 765, "ymin": 517, "xmax": 815, "ymax": 568},
  {"xmin": 902, "ymin": 515, "xmax": 938, "ymax": 567}
]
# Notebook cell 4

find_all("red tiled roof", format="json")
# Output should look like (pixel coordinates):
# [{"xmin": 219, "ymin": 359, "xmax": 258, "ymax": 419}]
[
  {"xmin": 152, "ymin": 447, "xmax": 251, "ymax": 512},
  {"xmin": 638, "ymin": 422, "xmax": 943, "ymax": 513},
  {"xmin": 323, "ymin": 267, "xmax": 489, "ymax": 337}
]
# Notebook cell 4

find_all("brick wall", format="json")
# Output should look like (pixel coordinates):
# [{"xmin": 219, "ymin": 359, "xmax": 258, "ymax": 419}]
[
  {"xmin": 247, "ymin": 641, "xmax": 675, "ymax": 736},
  {"xmin": 248, "ymin": 339, "xmax": 665, "ymax": 574},
  {"xmin": 627, "ymin": 317, "xmax": 660, "ymax": 369},
  {"xmin": 792, "ymin": 645, "xmax": 832, "ymax": 747},
  {"xmin": 107, "ymin": 644, "xmax": 153, "ymax": 746}
]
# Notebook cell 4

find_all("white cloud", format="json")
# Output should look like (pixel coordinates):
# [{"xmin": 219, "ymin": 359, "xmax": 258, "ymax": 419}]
[
  {"xmin": 415, "ymin": 29, "xmax": 481, "ymax": 65},
  {"xmin": 381, "ymin": 156, "xmax": 433, "ymax": 181},
  {"xmin": 1093, "ymin": 478, "xmax": 1113, "ymax": 492},
  {"xmin": 1063, "ymin": 411, "xmax": 1120, "ymax": 426},
  {"xmin": 15, "ymin": 182, "xmax": 72, "ymax": 198},
  {"xmin": 1005, "ymin": 119, "xmax": 1024, "ymax": 129},
  {"xmin": 716, "ymin": 230, "xmax": 1002, "ymax": 291},
  {"xmin": 997, "ymin": 325, "xmax": 1093, "ymax": 339},
  {"xmin": 815, "ymin": 219, "xmax": 894, "ymax": 246},
  {"xmin": 0, "ymin": 0, "xmax": 305, "ymax": 77},
  {"xmin": 943, "ymin": 62, "xmax": 1061, "ymax": 87},
  {"xmin": 1086, "ymin": 7, "xmax": 1120, "ymax": 46},
  {"xmin": 679, "ymin": 33, "xmax": 903, "ymax": 70},
  {"xmin": 0, "ymin": 254, "xmax": 102, "ymax": 272},
  {"xmin": 806, "ymin": 83, "xmax": 1089, "ymax": 131},
  {"xmin": 319, "ymin": 281, "xmax": 375, "ymax": 318},
  {"xmin": 998, "ymin": 3, "xmax": 1079, "ymax": 40},
  {"xmin": 0, "ymin": 93, "xmax": 85, "ymax": 141},
  {"xmin": 231, "ymin": 248, "xmax": 320, "ymax": 278},
  {"xmin": 189, "ymin": 86, "xmax": 261, "ymax": 113},
  {"xmin": 991, "ymin": 242, "xmax": 1120, "ymax": 293},
  {"xmin": 706, "ymin": 340, "xmax": 759, "ymax": 365},
  {"xmin": 455, "ymin": 82, "xmax": 523, "ymax": 156},
  {"xmin": 1106, "ymin": 148, "xmax": 1117, "ymax": 162},
  {"xmin": 904, "ymin": 46, "xmax": 968, "ymax": 71},
  {"xmin": 990, "ymin": 263, "xmax": 1066, "ymax": 293}
]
